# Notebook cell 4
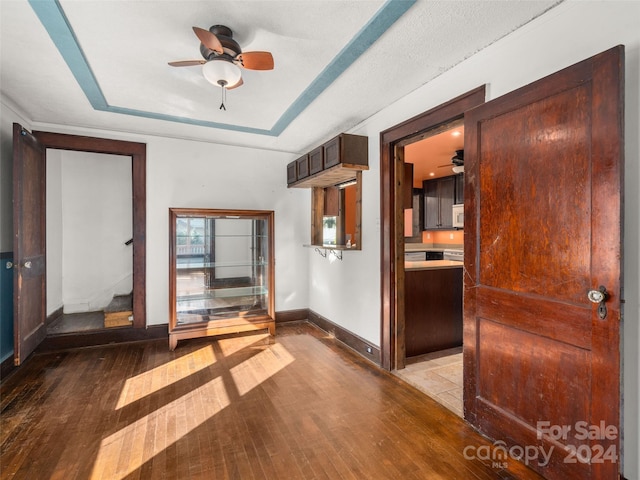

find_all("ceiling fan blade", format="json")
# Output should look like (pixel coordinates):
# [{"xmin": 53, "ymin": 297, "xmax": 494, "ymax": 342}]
[
  {"xmin": 168, "ymin": 60, "xmax": 207, "ymax": 67},
  {"xmin": 227, "ymin": 77, "xmax": 244, "ymax": 90},
  {"xmin": 193, "ymin": 26, "xmax": 223, "ymax": 54},
  {"xmin": 237, "ymin": 51, "xmax": 274, "ymax": 70},
  {"xmin": 437, "ymin": 164, "xmax": 453, "ymax": 168}
]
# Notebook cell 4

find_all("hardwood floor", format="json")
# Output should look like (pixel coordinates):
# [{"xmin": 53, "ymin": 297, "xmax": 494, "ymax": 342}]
[{"xmin": 1, "ymin": 323, "xmax": 543, "ymax": 480}]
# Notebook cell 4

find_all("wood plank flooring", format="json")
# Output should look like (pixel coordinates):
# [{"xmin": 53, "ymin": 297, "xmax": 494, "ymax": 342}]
[{"xmin": 1, "ymin": 323, "xmax": 543, "ymax": 480}]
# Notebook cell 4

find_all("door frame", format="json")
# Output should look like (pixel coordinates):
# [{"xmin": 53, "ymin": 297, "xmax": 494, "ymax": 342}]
[
  {"xmin": 379, "ymin": 86, "xmax": 485, "ymax": 371},
  {"xmin": 32, "ymin": 131, "xmax": 147, "ymax": 329}
]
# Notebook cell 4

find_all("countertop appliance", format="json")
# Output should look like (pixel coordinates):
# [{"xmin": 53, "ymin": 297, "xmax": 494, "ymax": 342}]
[
  {"xmin": 405, "ymin": 252, "xmax": 426, "ymax": 262},
  {"xmin": 452, "ymin": 204, "xmax": 464, "ymax": 228},
  {"xmin": 443, "ymin": 248, "xmax": 463, "ymax": 262},
  {"xmin": 405, "ymin": 250, "xmax": 444, "ymax": 262}
]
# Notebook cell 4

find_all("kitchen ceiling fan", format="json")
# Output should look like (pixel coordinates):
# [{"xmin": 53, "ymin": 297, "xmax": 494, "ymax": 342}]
[
  {"xmin": 169, "ymin": 25, "xmax": 274, "ymax": 108},
  {"xmin": 438, "ymin": 149, "xmax": 464, "ymax": 173}
]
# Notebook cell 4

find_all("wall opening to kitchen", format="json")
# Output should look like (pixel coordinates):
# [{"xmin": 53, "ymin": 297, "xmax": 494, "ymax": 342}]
[
  {"xmin": 396, "ymin": 122, "xmax": 465, "ymax": 417},
  {"xmin": 378, "ymin": 86, "xmax": 486, "ymax": 416}
]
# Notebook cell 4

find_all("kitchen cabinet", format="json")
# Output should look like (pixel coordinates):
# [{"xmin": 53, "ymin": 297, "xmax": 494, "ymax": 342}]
[
  {"xmin": 454, "ymin": 173, "xmax": 464, "ymax": 204},
  {"xmin": 168, "ymin": 208, "xmax": 275, "ymax": 351},
  {"xmin": 309, "ymin": 146, "xmax": 324, "ymax": 175},
  {"xmin": 286, "ymin": 161, "xmax": 297, "ymax": 184},
  {"xmin": 405, "ymin": 266, "xmax": 462, "ymax": 357},
  {"xmin": 287, "ymin": 133, "xmax": 368, "ymax": 189},
  {"xmin": 423, "ymin": 176, "xmax": 455, "ymax": 229},
  {"xmin": 296, "ymin": 154, "xmax": 309, "ymax": 180}
]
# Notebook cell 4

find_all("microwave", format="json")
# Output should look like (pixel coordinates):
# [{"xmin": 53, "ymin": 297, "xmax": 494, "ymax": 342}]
[{"xmin": 452, "ymin": 204, "xmax": 464, "ymax": 228}]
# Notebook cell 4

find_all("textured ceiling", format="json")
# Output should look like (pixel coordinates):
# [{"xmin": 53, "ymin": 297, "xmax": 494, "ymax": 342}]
[{"xmin": 1, "ymin": 0, "xmax": 562, "ymax": 154}]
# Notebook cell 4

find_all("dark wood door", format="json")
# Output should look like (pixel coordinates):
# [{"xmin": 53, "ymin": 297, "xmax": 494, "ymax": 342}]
[
  {"xmin": 12, "ymin": 124, "xmax": 47, "ymax": 365},
  {"xmin": 464, "ymin": 46, "xmax": 623, "ymax": 479}
]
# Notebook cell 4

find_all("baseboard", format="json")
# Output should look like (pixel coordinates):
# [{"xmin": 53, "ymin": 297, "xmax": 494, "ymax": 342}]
[
  {"xmin": 307, "ymin": 310, "xmax": 381, "ymax": 365},
  {"xmin": 46, "ymin": 307, "xmax": 63, "ymax": 326},
  {"xmin": 275, "ymin": 308, "xmax": 309, "ymax": 324},
  {"xmin": 37, "ymin": 324, "xmax": 169, "ymax": 352}
]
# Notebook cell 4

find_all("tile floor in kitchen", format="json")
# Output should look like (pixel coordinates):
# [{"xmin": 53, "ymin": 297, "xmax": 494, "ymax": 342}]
[{"xmin": 393, "ymin": 346, "xmax": 463, "ymax": 417}]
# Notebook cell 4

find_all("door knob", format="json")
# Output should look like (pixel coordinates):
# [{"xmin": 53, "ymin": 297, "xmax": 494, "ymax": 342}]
[
  {"xmin": 23, "ymin": 261, "xmax": 32, "ymax": 269},
  {"xmin": 587, "ymin": 286, "xmax": 608, "ymax": 320},
  {"xmin": 5, "ymin": 261, "xmax": 13, "ymax": 269}
]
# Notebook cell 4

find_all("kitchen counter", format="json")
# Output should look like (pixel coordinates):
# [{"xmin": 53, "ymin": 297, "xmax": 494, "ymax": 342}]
[
  {"xmin": 405, "ymin": 260, "xmax": 463, "ymax": 271},
  {"xmin": 405, "ymin": 244, "xmax": 445, "ymax": 253}
]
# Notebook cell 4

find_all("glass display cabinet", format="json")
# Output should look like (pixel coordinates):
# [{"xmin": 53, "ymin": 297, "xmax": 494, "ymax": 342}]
[{"xmin": 169, "ymin": 208, "xmax": 275, "ymax": 350}]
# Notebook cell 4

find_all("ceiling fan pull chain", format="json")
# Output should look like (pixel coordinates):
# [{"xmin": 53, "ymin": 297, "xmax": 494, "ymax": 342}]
[{"xmin": 219, "ymin": 80, "xmax": 227, "ymax": 110}]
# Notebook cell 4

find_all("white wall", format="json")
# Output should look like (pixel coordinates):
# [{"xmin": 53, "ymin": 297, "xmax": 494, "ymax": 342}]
[
  {"xmin": 46, "ymin": 149, "xmax": 63, "ymax": 314},
  {"xmin": 59, "ymin": 151, "xmax": 133, "ymax": 312},
  {"xmin": 308, "ymin": 1, "xmax": 639, "ymax": 476}
]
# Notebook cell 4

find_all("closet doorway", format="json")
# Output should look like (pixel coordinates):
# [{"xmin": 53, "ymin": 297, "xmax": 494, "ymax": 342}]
[
  {"xmin": 46, "ymin": 150, "xmax": 133, "ymax": 334},
  {"xmin": 12, "ymin": 127, "xmax": 146, "ymax": 364}
]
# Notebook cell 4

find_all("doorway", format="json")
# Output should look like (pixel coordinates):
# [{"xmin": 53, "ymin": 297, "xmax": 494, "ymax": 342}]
[
  {"xmin": 393, "ymin": 121, "xmax": 466, "ymax": 416},
  {"xmin": 45, "ymin": 149, "xmax": 134, "ymax": 335},
  {"xmin": 379, "ymin": 86, "xmax": 486, "ymax": 372},
  {"xmin": 13, "ymin": 128, "xmax": 147, "ymax": 364}
]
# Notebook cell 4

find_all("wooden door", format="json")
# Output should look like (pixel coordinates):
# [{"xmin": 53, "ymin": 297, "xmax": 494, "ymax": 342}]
[
  {"xmin": 464, "ymin": 46, "xmax": 623, "ymax": 479},
  {"xmin": 12, "ymin": 124, "xmax": 47, "ymax": 365}
]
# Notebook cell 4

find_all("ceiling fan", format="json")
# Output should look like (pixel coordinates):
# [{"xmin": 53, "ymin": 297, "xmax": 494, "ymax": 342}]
[
  {"xmin": 169, "ymin": 25, "xmax": 274, "ymax": 108},
  {"xmin": 438, "ymin": 149, "xmax": 464, "ymax": 173}
]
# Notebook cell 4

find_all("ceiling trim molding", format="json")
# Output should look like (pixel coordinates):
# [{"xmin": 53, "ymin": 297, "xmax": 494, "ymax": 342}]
[{"xmin": 29, "ymin": 0, "xmax": 416, "ymax": 137}]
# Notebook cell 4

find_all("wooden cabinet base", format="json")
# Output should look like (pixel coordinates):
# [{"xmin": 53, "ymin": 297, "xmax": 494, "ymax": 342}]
[
  {"xmin": 169, "ymin": 318, "xmax": 275, "ymax": 351},
  {"xmin": 405, "ymin": 268, "xmax": 462, "ymax": 357}
]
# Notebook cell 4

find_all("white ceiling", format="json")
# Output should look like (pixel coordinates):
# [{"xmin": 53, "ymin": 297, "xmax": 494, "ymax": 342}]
[{"xmin": 1, "ymin": 0, "xmax": 562, "ymax": 155}]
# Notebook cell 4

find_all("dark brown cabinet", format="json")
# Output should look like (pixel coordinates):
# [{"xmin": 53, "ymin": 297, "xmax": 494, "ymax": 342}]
[
  {"xmin": 286, "ymin": 161, "xmax": 297, "ymax": 184},
  {"xmin": 309, "ymin": 146, "xmax": 324, "ymax": 175},
  {"xmin": 296, "ymin": 154, "xmax": 309, "ymax": 179},
  {"xmin": 454, "ymin": 173, "xmax": 464, "ymax": 204},
  {"xmin": 423, "ymin": 176, "xmax": 455, "ymax": 229},
  {"xmin": 405, "ymin": 267, "xmax": 462, "ymax": 357},
  {"xmin": 323, "ymin": 136, "xmax": 341, "ymax": 168},
  {"xmin": 287, "ymin": 133, "xmax": 368, "ymax": 188}
]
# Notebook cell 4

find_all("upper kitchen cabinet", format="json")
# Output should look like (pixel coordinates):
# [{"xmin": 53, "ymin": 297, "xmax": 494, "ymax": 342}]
[
  {"xmin": 423, "ymin": 176, "xmax": 455, "ymax": 230},
  {"xmin": 286, "ymin": 134, "xmax": 368, "ymax": 188},
  {"xmin": 454, "ymin": 173, "xmax": 464, "ymax": 205}
]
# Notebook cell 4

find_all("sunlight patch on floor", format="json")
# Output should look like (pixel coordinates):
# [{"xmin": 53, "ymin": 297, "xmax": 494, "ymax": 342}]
[
  {"xmin": 230, "ymin": 342, "xmax": 295, "ymax": 396},
  {"xmin": 93, "ymin": 341, "xmax": 294, "ymax": 479},
  {"xmin": 115, "ymin": 345, "xmax": 216, "ymax": 409},
  {"xmin": 92, "ymin": 375, "xmax": 230, "ymax": 479},
  {"xmin": 217, "ymin": 331, "xmax": 271, "ymax": 357}
]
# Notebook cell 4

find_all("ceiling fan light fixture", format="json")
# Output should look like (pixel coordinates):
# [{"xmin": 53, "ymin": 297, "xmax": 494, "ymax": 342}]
[{"xmin": 202, "ymin": 59, "xmax": 242, "ymax": 88}]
